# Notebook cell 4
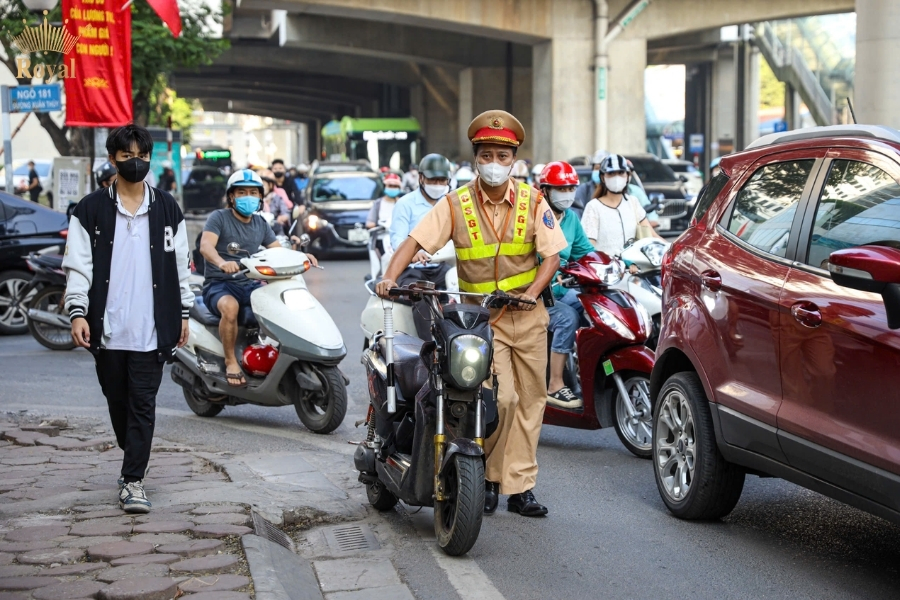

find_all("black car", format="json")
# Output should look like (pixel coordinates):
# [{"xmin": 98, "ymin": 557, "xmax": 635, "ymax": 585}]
[
  {"xmin": 183, "ymin": 166, "xmax": 227, "ymax": 213},
  {"xmin": 0, "ymin": 191, "xmax": 68, "ymax": 334},
  {"xmin": 625, "ymin": 154, "xmax": 694, "ymax": 235},
  {"xmin": 304, "ymin": 170, "xmax": 383, "ymax": 256}
]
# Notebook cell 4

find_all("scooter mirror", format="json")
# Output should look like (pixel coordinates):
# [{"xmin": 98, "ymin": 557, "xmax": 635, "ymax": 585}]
[
  {"xmin": 298, "ymin": 234, "xmax": 311, "ymax": 250},
  {"xmin": 226, "ymin": 242, "xmax": 242, "ymax": 255}
]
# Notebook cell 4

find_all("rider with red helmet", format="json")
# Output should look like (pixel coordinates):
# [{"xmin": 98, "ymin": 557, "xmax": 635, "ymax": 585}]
[{"xmin": 539, "ymin": 161, "xmax": 595, "ymax": 409}]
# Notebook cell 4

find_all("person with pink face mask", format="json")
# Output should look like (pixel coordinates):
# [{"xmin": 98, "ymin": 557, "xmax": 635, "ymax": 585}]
[{"xmin": 580, "ymin": 154, "xmax": 663, "ymax": 273}]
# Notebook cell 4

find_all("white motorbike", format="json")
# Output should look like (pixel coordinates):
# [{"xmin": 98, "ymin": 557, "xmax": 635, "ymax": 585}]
[
  {"xmin": 171, "ymin": 238, "xmax": 349, "ymax": 434},
  {"xmin": 361, "ymin": 230, "xmax": 458, "ymax": 345},
  {"xmin": 612, "ymin": 237, "xmax": 669, "ymax": 350}
]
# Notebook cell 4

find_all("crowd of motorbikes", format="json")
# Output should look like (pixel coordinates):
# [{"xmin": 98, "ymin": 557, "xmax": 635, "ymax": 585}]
[{"xmin": 11, "ymin": 203, "xmax": 670, "ymax": 558}]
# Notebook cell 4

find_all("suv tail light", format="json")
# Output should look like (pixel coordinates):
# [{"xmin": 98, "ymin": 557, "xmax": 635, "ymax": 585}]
[{"xmin": 59, "ymin": 229, "xmax": 68, "ymax": 239}]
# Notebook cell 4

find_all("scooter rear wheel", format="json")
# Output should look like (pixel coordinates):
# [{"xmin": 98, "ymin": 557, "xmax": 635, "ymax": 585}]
[
  {"xmin": 26, "ymin": 286, "xmax": 75, "ymax": 351},
  {"xmin": 434, "ymin": 454, "xmax": 484, "ymax": 556},
  {"xmin": 366, "ymin": 480, "xmax": 399, "ymax": 511},
  {"xmin": 183, "ymin": 388, "xmax": 225, "ymax": 418},
  {"xmin": 293, "ymin": 365, "xmax": 347, "ymax": 434}
]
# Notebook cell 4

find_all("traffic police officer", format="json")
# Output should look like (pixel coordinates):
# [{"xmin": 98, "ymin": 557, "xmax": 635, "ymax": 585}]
[{"xmin": 377, "ymin": 110, "xmax": 567, "ymax": 517}]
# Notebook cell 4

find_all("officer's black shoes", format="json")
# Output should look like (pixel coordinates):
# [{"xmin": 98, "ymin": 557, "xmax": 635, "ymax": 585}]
[
  {"xmin": 484, "ymin": 481, "xmax": 499, "ymax": 514},
  {"xmin": 507, "ymin": 489, "xmax": 548, "ymax": 517}
]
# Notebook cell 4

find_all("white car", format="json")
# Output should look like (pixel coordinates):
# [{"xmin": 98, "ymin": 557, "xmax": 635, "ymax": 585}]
[{"xmin": 4, "ymin": 160, "xmax": 53, "ymax": 202}]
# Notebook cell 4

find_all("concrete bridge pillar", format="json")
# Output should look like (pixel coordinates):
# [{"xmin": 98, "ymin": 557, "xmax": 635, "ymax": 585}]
[
  {"xmin": 856, "ymin": 0, "xmax": 900, "ymax": 128},
  {"xmin": 606, "ymin": 37, "xmax": 648, "ymax": 155}
]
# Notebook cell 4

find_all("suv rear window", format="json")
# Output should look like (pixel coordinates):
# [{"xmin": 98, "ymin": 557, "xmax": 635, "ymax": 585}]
[
  {"xmin": 724, "ymin": 159, "xmax": 814, "ymax": 257},
  {"xmin": 311, "ymin": 176, "xmax": 382, "ymax": 201},
  {"xmin": 628, "ymin": 158, "xmax": 677, "ymax": 183},
  {"xmin": 806, "ymin": 159, "xmax": 900, "ymax": 269}
]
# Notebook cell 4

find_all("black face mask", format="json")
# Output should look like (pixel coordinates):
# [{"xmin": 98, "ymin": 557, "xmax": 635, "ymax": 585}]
[
  {"xmin": 272, "ymin": 170, "xmax": 285, "ymax": 178},
  {"xmin": 116, "ymin": 157, "xmax": 150, "ymax": 183}
]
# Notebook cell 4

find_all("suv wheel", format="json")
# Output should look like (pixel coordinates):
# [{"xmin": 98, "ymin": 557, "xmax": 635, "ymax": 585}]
[
  {"xmin": 0, "ymin": 270, "xmax": 32, "ymax": 335},
  {"xmin": 652, "ymin": 372, "xmax": 745, "ymax": 519}
]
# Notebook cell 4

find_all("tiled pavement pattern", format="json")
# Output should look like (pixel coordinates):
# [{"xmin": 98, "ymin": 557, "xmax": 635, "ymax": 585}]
[{"xmin": 0, "ymin": 416, "xmax": 254, "ymax": 600}]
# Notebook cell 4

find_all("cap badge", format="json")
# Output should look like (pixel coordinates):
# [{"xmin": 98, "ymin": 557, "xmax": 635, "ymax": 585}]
[{"xmin": 489, "ymin": 116, "xmax": 504, "ymax": 129}]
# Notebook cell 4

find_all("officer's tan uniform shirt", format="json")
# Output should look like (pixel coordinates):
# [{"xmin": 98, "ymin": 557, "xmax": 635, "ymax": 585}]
[
  {"xmin": 410, "ymin": 178, "xmax": 568, "ymax": 260},
  {"xmin": 407, "ymin": 175, "xmax": 567, "ymax": 495}
]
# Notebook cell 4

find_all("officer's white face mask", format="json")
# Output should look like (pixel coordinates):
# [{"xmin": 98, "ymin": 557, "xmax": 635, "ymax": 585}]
[
  {"xmin": 422, "ymin": 184, "xmax": 449, "ymax": 200},
  {"xmin": 477, "ymin": 161, "xmax": 513, "ymax": 187},
  {"xmin": 604, "ymin": 174, "xmax": 628, "ymax": 194},
  {"xmin": 550, "ymin": 190, "xmax": 576, "ymax": 211}
]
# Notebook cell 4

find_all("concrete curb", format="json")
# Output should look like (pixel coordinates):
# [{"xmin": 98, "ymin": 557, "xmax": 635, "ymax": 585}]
[{"xmin": 242, "ymin": 533, "xmax": 324, "ymax": 600}]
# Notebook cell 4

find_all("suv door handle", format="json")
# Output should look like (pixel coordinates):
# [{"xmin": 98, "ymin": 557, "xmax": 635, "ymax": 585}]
[
  {"xmin": 701, "ymin": 270, "xmax": 722, "ymax": 292},
  {"xmin": 791, "ymin": 301, "xmax": 822, "ymax": 328}
]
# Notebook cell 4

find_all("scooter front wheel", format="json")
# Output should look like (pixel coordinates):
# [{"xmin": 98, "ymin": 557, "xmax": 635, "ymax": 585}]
[
  {"xmin": 293, "ymin": 365, "xmax": 347, "ymax": 434},
  {"xmin": 612, "ymin": 374, "xmax": 653, "ymax": 458},
  {"xmin": 434, "ymin": 454, "xmax": 484, "ymax": 556}
]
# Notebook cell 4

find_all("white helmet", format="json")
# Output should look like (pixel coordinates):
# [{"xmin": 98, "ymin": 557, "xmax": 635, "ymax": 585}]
[
  {"xmin": 226, "ymin": 169, "xmax": 264, "ymax": 194},
  {"xmin": 511, "ymin": 160, "xmax": 530, "ymax": 179},
  {"xmin": 591, "ymin": 149, "xmax": 609, "ymax": 165},
  {"xmin": 455, "ymin": 166, "xmax": 475, "ymax": 184}
]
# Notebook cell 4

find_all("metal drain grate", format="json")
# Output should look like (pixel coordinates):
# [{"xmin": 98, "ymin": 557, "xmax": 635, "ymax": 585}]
[
  {"xmin": 251, "ymin": 511, "xmax": 295, "ymax": 553},
  {"xmin": 322, "ymin": 523, "xmax": 380, "ymax": 554}
]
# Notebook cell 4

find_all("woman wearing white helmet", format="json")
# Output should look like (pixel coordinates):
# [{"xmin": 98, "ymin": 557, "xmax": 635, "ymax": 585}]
[
  {"xmin": 580, "ymin": 154, "xmax": 663, "ymax": 272},
  {"xmin": 198, "ymin": 169, "xmax": 318, "ymax": 387}
]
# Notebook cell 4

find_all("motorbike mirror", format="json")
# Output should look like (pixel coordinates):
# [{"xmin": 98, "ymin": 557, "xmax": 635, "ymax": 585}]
[
  {"xmin": 298, "ymin": 234, "xmax": 311, "ymax": 250},
  {"xmin": 226, "ymin": 242, "xmax": 242, "ymax": 255}
]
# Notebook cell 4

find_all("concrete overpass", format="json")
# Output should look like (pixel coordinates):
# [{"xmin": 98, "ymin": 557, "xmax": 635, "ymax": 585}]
[{"xmin": 172, "ymin": 0, "xmax": 884, "ymax": 165}]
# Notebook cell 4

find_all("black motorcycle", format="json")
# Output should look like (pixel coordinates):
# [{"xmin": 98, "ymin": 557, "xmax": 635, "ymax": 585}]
[
  {"xmin": 15, "ymin": 253, "xmax": 73, "ymax": 351},
  {"xmin": 355, "ymin": 282, "xmax": 533, "ymax": 556}
]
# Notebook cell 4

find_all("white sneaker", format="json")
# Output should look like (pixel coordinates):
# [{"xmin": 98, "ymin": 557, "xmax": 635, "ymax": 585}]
[
  {"xmin": 547, "ymin": 387, "xmax": 583, "ymax": 409},
  {"xmin": 119, "ymin": 480, "xmax": 151, "ymax": 514}
]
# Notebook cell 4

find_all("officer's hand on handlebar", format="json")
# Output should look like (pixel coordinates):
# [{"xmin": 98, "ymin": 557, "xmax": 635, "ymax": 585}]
[
  {"xmin": 412, "ymin": 250, "xmax": 431, "ymax": 265},
  {"xmin": 509, "ymin": 293, "xmax": 537, "ymax": 311},
  {"xmin": 220, "ymin": 261, "xmax": 242, "ymax": 274},
  {"xmin": 376, "ymin": 278, "xmax": 397, "ymax": 299}
]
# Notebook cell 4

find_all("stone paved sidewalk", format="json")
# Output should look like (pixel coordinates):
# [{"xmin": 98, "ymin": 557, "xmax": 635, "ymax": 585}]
[{"xmin": 0, "ymin": 414, "xmax": 255, "ymax": 600}]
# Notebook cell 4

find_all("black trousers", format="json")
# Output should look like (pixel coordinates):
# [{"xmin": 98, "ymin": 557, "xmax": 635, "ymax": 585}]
[
  {"xmin": 94, "ymin": 349, "xmax": 164, "ymax": 482},
  {"xmin": 396, "ymin": 264, "xmax": 451, "ymax": 340}
]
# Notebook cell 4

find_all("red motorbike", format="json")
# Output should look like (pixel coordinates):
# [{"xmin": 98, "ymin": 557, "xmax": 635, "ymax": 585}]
[{"xmin": 543, "ymin": 252, "xmax": 655, "ymax": 458}]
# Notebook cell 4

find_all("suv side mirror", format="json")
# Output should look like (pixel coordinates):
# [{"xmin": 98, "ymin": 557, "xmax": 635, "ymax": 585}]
[
  {"xmin": 678, "ymin": 174, "xmax": 688, "ymax": 183},
  {"xmin": 829, "ymin": 245, "xmax": 900, "ymax": 329}
]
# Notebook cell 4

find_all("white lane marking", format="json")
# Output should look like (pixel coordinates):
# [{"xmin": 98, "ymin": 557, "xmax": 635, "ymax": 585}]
[{"xmin": 407, "ymin": 510, "xmax": 506, "ymax": 600}]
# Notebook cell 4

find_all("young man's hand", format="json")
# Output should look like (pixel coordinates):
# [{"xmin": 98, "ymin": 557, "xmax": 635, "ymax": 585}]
[
  {"xmin": 71, "ymin": 317, "xmax": 91, "ymax": 348},
  {"xmin": 178, "ymin": 319, "xmax": 189, "ymax": 347}
]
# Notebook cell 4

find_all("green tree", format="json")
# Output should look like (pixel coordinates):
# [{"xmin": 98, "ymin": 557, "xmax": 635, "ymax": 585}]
[
  {"xmin": 0, "ymin": 0, "xmax": 227, "ymax": 155},
  {"xmin": 759, "ymin": 57, "xmax": 785, "ymax": 111}
]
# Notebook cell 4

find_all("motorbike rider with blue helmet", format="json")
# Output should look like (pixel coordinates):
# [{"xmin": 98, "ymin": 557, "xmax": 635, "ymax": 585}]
[{"xmin": 199, "ymin": 169, "xmax": 318, "ymax": 386}]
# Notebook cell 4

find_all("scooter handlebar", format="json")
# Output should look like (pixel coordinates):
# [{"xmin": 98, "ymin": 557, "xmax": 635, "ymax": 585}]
[{"xmin": 387, "ymin": 286, "xmax": 536, "ymax": 308}]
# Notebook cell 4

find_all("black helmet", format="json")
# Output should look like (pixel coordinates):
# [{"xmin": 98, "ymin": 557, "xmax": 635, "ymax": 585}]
[
  {"xmin": 419, "ymin": 154, "xmax": 451, "ymax": 179},
  {"xmin": 94, "ymin": 161, "xmax": 117, "ymax": 185}
]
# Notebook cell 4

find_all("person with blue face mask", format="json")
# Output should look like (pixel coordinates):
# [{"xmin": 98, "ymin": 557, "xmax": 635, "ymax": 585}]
[{"xmin": 199, "ymin": 169, "xmax": 318, "ymax": 387}]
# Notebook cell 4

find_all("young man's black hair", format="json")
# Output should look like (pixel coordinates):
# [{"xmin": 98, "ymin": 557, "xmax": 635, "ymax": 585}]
[
  {"xmin": 271, "ymin": 158, "xmax": 285, "ymax": 166},
  {"xmin": 106, "ymin": 123, "xmax": 154, "ymax": 156}
]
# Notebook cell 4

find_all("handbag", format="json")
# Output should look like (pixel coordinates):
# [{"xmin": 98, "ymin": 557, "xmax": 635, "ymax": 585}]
[{"xmin": 629, "ymin": 195, "xmax": 654, "ymax": 240}]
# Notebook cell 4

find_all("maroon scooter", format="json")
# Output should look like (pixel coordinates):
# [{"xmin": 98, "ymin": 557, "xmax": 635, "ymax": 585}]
[{"xmin": 543, "ymin": 252, "xmax": 655, "ymax": 458}]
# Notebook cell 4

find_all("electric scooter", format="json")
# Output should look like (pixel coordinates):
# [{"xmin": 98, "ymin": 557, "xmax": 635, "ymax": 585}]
[
  {"xmin": 171, "ymin": 237, "xmax": 349, "ymax": 434},
  {"xmin": 356, "ymin": 283, "xmax": 532, "ymax": 556},
  {"xmin": 612, "ymin": 237, "xmax": 670, "ymax": 350},
  {"xmin": 544, "ymin": 251, "xmax": 656, "ymax": 458},
  {"xmin": 15, "ymin": 252, "xmax": 74, "ymax": 351}
]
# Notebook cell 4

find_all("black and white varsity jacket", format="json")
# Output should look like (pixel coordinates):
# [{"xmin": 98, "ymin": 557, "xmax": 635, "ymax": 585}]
[{"xmin": 63, "ymin": 182, "xmax": 193, "ymax": 361}]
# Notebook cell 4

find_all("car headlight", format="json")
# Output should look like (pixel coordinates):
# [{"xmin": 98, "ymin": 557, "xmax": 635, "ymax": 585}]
[
  {"xmin": 590, "ymin": 303, "xmax": 635, "ymax": 341},
  {"xmin": 448, "ymin": 334, "xmax": 491, "ymax": 389},
  {"xmin": 641, "ymin": 242, "xmax": 667, "ymax": 267},
  {"xmin": 590, "ymin": 259, "xmax": 625, "ymax": 285},
  {"xmin": 307, "ymin": 215, "xmax": 328, "ymax": 230}
]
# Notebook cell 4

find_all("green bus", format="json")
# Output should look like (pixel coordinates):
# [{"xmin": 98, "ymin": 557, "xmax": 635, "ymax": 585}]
[{"xmin": 322, "ymin": 117, "xmax": 421, "ymax": 172}]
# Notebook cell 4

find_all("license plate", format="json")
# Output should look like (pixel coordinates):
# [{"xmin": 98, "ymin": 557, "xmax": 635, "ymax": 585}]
[
  {"xmin": 348, "ymin": 228, "xmax": 368, "ymax": 243},
  {"xmin": 656, "ymin": 218, "xmax": 671, "ymax": 231}
]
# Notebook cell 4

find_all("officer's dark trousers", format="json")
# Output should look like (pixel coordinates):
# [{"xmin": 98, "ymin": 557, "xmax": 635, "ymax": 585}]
[
  {"xmin": 396, "ymin": 263, "xmax": 451, "ymax": 340},
  {"xmin": 94, "ymin": 350, "xmax": 164, "ymax": 483}
]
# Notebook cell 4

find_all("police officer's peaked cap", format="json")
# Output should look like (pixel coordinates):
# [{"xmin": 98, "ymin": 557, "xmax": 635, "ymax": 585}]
[{"xmin": 468, "ymin": 110, "xmax": 525, "ymax": 147}]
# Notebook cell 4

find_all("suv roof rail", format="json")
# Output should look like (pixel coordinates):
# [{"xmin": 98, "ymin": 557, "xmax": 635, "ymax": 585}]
[{"xmin": 746, "ymin": 124, "xmax": 900, "ymax": 150}]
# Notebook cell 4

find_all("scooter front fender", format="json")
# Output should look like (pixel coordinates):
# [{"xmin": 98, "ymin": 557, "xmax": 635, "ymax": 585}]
[
  {"xmin": 438, "ymin": 438, "xmax": 485, "ymax": 476},
  {"xmin": 605, "ymin": 344, "xmax": 655, "ymax": 376}
]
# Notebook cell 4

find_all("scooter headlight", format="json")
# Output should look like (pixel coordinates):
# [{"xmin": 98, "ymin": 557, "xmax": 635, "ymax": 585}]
[
  {"xmin": 641, "ymin": 242, "xmax": 667, "ymax": 267},
  {"xmin": 590, "ymin": 303, "xmax": 635, "ymax": 341},
  {"xmin": 307, "ymin": 214, "xmax": 328, "ymax": 230},
  {"xmin": 447, "ymin": 334, "xmax": 491, "ymax": 390},
  {"xmin": 589, "ymin": 259, "xmax": 625, "ymax": 285}
]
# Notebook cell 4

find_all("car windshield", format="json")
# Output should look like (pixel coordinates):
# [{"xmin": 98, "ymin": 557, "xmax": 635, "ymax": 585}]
[
  {"xmin": 312, "ymin": 176, "xmax": 382, "ymax": 201},
  {"xmin": 629, "ymin": 159, "xmax": 677, "ymax": 183},
  {"xmin": 13, "ymin": 163, "xmax": 50, "ymax": 177}
]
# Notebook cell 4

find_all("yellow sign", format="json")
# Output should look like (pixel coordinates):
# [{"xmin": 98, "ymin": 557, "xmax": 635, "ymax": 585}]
[{"xmin": 11, "ymin": 11, "xmax": 79, "ymax": 82}]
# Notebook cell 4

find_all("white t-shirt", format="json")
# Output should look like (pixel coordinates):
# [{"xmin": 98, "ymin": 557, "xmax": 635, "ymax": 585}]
[
  {"xmin": 103, "ymin": 185, "xmax": 157, "ymax": 352},
  {"xmin": 580, "ymin": 195, "xmax": 646, "ymax": 257},
  {"xmin": 377, "ymin": 199, "xmax": 395, "ymax": 228}
]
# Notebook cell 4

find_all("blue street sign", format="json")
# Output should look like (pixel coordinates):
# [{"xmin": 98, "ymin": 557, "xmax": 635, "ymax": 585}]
[
  {"xmin": 773, "ymin": 120, "xmax": 788, "ymax": 133},
  {"xmin": 8, "ymin": 84, "xmax": 61, "ymax": 113}
]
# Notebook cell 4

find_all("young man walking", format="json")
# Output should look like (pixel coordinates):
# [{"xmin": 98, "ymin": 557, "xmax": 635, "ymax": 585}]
[{"xmin": 64, "ymin": 124, "xmax": 193, "ymax": 513}]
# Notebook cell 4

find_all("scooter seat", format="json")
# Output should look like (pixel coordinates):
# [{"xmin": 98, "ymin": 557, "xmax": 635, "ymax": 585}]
[
  {"xmin": 388, "ymin": 333, "xmax": 429, "ymax": 399},
  {"xmin": 190, "ymin": 295, "xmax": 258, "ymax": 328}
]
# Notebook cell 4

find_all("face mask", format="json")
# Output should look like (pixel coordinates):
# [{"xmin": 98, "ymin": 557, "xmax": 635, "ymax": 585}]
[
  {"xmin": 272, "ymin": 170, "xmax": 285, "ymax": 178},
  {"xmin": 591, "ymin": 170, "xmax": 601, "ymax": 185},
  {"xmin": 385, "ymin": 188, "xmax": 401, "ymax": 198},
  {"xmin": 116, "ymin": 157, "xmax": 150, "ymax": 183},
  {"xmin": 604, "ymin": 174, "xmax": 628, "ymax": 194},
  {"xmin": 550, "ymin": 190, "xmax": 576, "ymax": 211},
  {"xmin": 477, "ymin": 161, "xmax": 513, "ymax": 187},
  {"xmin": 422, "ymin": 184, "xmax": 449, "ymax": 200},
  {"xmin": 234, "ymin": 195, "xmax": 260, "ymax": 217}
]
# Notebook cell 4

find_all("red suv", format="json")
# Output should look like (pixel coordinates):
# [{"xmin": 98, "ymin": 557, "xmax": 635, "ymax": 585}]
[{"xmin": 650, "ymin": 125, "xmax": 900, "ymax": 524}]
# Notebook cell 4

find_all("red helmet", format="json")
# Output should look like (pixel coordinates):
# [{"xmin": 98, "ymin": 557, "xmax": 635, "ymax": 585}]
[
  {"xmin": 383, "ymin": 173, "xmax": 401, "ymax": 185},
  {"xmin": 242, "ymin": 344, "xmax": 279, "ymax": 377},
  {"xmin": 539, "ymin": 161, "xmax": 579, "ymax": 187}
]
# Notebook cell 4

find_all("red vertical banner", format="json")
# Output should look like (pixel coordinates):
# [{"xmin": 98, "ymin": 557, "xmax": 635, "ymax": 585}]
[{"xmin": 63, "ymin": 0, "xmax": 132, "ymax": 126}]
